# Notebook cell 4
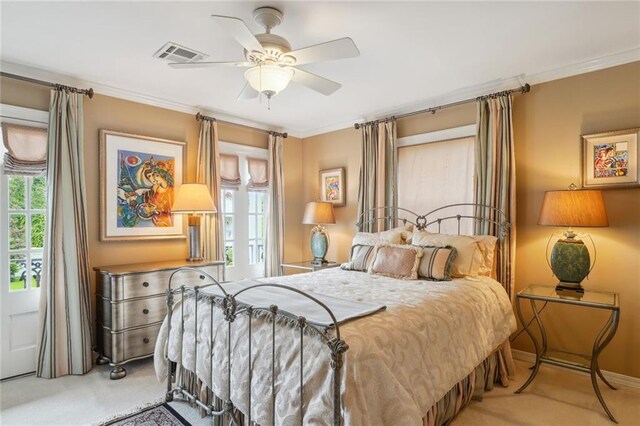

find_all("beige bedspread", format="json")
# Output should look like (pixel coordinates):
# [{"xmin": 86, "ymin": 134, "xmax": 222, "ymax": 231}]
[{"xmin": 155, "ymin": 268, "xmax": 516, "ymax": 426}]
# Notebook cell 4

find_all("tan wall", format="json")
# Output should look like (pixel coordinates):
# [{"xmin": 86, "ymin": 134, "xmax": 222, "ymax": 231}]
[
  {"xmin": 300, "ymin": 103, "xmax": 476, "ymax": 261},
  {"xmin": 0, "ymin": 76, "xmax": 304, "ymax": 316},
  {"xmin": 511, "ymin": 61, "xmax": 640, "ymax": 378}
]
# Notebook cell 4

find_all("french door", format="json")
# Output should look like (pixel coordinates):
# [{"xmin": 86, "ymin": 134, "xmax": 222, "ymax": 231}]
[{"xmin": 0, "ymin": 105, "xmax": 48, "ymax": 379}]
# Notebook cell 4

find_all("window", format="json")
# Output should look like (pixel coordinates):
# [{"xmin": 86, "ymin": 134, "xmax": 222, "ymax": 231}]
[
  {"xmin": 7, "ymin": 175, "xmax": 46, "ymax": 291},
  {"xmin": 397, "ymin": 126, "xmax": 476, "ymax": 235},
  {"xmin": 219, "ymin": 142, "xmax": 268, "ymax": 281}
]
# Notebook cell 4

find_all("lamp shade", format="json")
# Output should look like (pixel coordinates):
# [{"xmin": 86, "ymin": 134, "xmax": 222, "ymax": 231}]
[
  {"xmin": 538, "ymin": 189, "xmax": 608, "ymax": 227},
  {"xmin": 244, "ymin": 64, "xmax": 294, "ymax": 97},
  {"xmin": 303, "ymin": 202, "xmax": 335, "ymax": 225},
  {"xmin": 172, "ymin": 184, "xmax": 216, "ymax": 214}
]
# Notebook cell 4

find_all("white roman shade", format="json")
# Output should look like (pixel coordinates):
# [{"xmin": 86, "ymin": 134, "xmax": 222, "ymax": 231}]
[
  {"xmin": 220, "ymin": 153, "xmax": 241, "ymax": 189},
  {"xmin": 247, "ymin": 157, "xmax": 268, "ymax": 190},
  {"xmin": 1, "ymin": 123, "xmax": 47, "ymax": 175}
]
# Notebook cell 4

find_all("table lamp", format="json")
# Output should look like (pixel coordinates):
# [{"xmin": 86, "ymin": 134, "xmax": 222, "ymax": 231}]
[
  {"xmin": 538, "ymin": 184, "xmax": 608, "ymax": 292},
  {"xmin": 172, "ymin": 183, "xmax": 217, "ymax": 262},
  {"xmin": 303, "ymin": 201, "xmax": 336, "ymax": 265}
]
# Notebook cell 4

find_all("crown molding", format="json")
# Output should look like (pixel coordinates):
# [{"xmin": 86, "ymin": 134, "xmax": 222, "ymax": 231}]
[
  {"xmin": 296, "ymin": 47, "xmax": 640, "ymax": 139},
  {"xmin": 0, "ymin": 60, "xmax": 293, "ymax": 137},
  {"xmin": 3, "ymin": 47, "xmax": 638, "ymax": 140}
]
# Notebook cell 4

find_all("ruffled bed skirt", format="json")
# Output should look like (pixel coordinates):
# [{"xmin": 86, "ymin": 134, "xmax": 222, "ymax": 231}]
[{"xmin": 174, "ymin": 340, "xmax": 515, "ymax": 426}]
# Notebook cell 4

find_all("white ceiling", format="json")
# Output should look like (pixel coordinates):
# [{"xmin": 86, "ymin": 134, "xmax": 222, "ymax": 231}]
[{"xmin": 1, "ymin": 1, "xmax": 639, "ymax": 137}]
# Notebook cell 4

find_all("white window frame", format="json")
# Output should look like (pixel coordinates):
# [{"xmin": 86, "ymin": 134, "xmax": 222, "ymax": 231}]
[{"xmin": 219, "ymin": 141, "xmax": 268, "ymax": 281}]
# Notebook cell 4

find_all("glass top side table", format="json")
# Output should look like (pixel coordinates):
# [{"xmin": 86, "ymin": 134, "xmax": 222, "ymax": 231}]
[
  {"xmin": 515, "ymin": 284, "xmax": 620, "ymax": 423},
  {"xmin": 280, "ymin": 260, "xmax": 340, "ymax": 275}
]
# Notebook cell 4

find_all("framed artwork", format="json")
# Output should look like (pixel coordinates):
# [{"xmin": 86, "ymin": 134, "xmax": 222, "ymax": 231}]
[
  {"xmin": 582, "ymin": 128, "xmax": 640, "ymax": 189},
  {"xmin": 100, "ymin": 130, "xmax": 186, "ymax": 241},
  {"xmin": 319, "ymin": 167, "xmax": 345, "ymax": 206}
]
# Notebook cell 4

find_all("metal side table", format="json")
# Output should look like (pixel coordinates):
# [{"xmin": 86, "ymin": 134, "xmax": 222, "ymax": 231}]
[{"xmin": 515, "ymin": 284, "xmax": 620, "ymax": 423}]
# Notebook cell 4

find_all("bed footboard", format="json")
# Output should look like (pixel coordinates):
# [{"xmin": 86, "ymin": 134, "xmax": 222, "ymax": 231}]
[{"xmin": 163, "ymin": 267, "xmax": 349, "ymax": 426}]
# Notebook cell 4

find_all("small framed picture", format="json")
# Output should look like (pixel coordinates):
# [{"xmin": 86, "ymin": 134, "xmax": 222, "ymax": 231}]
[
  {"xmin": 582, "ymin": 128, "xmax": 640, "ymax": 189},
  {"xmin": 319, "ymin": 167, "xmax": 345, "ymax": 207},
  {"xmin": 100, "ymin": 130, "xmax": 186, "ymax": 241}
]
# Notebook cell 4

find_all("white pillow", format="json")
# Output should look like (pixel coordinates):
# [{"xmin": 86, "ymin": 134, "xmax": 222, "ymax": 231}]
[
  {"xmin": 412, "ymin": 231, "xmax": 486, "ymax": 278},
  {"xmin": 353, "ymin": 228, "xmax": 404, "ymax": 246}
]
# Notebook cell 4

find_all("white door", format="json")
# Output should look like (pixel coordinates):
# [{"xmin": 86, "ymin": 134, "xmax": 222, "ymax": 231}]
[
  {"xmin": 0, "ymin": 105, "xmax": 48, "ymax": 379},
  {"xmin": 219, "ymin": 143, "xmax": 268, "ymax": 282}
]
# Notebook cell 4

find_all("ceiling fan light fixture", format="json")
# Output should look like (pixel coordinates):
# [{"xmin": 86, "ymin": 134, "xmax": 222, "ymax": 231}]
[{"xmin": 244, "ymin": 64, "xmax": 294, "ymax": 98}]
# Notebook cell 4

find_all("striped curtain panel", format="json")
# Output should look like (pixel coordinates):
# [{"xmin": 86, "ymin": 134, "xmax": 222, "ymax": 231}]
[
  {"xmin": 37, "ymin": 89, "xmax": 93, "ymax": 378},
  {"xmin": 196, "ymin": 119, "xmax": 224, "ymax": 261},
  {"xmin": 475, "ymin": 95, "xmax": 516, "ymax": 300},
  {"xmin": 356, "ymin": 120, "xmax": 397, "ymax": 232},
  {"xmin": 265, "ymin": 133, "xmax": 284, "ymax": 277}
]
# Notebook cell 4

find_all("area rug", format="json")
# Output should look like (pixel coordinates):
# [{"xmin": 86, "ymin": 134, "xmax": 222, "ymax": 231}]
[{"xmin": 95, "ymin": 399, "xmax": 190, "ymax": 426}]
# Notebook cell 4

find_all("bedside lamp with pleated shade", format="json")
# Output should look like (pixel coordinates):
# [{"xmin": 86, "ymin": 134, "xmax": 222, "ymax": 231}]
[
  {"xmin": 303, "ymin": 201, "xmax": 336, "ymax": 265},
  {"xmin": 538, "ymin": 184, "xmax": 608, "ymax": 291},
  {"xmin": 172, "ymin": 184, "xmax": 217, "ymax": 262}
]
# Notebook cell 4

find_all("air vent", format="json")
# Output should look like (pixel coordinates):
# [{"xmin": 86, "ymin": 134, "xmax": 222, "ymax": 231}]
[{"xmin": 153, "ymin": 42, "xmax": 208, "ymax": 63}]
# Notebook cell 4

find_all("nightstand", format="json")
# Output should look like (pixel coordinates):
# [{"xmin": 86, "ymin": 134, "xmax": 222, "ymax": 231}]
[
  {"xmin": 280, "ymin": 260, "xmax": 341, "ymax": 275},
  {"xmin": 515, "ymin": 284, "xmax": 620, "ymax": 423},
  {"xmin": 94, "ymin": 259, "xmax": 225, "ymax": 379}
]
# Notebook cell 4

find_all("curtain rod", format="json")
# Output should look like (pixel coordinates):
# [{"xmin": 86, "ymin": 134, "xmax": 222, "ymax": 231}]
[
  {"xmin": 196, "ymin": 112, "xmax": 288, "ymax": 138},
  {"xmin": 354, "ymin": 83, "xmax": 530, "ymax": 129},
  {"xmin": 0, "ymin": 72, "xmax": 94, "ymax": 98}
]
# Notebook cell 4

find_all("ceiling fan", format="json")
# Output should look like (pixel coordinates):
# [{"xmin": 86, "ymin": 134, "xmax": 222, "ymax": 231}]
[{"xmin": 169, "ymin": 6, "xmax": 360, "ymax": 103}]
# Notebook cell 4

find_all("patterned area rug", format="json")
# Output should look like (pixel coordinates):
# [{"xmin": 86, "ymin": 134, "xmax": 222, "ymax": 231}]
[{"xmin": 96, "ymin": 400, "xmax": 190, "ymax": 426}]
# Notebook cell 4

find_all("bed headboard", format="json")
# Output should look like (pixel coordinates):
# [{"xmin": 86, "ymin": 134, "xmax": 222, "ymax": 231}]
[{"xmin": 355, "ymin": 203, "xmax": 510, "ymax": 240}]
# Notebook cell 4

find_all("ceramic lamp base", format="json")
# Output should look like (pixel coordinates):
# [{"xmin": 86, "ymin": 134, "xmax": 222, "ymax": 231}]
[
  {"xmin": 310, "ymin": 227, "xmax": 329, "ymax": 265},
  {"xmin": 550, "ymin": 236, "xmax": 590, "ymax": 288}
]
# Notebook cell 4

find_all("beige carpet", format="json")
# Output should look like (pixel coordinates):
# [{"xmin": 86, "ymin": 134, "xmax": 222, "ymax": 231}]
[{"xmin": 0, "ymin": 358, "xmax": 638, "ymax": 425}]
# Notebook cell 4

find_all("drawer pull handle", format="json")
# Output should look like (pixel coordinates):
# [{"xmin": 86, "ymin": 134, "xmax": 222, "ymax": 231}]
[
  {"xmin": 199, "ymin": 275, "xmax": 205, "ymax": 280},
  {"xmin": 143, "ymin": 309, "xmax": 149, "ymax": 315},
  {"xmin": 143, "ymin": 338, "xmax": 150, "ymax": 344},
  {"xmin": 142, "ymin": 282, "xmax": 149, "ymax": 288}
]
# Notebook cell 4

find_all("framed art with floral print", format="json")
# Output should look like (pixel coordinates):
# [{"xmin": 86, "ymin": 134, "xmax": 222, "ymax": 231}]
[
  {"xmin": 319, "ymin": 167, "xmax": 345, "ymax": 206},
  {"xmin": 582, "ymin": 128, "xmax": 640, "ymax": 189},
  {"xmin": 100, "ymin": 130, "xmax": 186, "ymax": 241}
]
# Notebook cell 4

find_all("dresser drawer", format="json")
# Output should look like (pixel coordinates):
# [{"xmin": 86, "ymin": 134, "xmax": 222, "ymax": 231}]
[
  {"xmin": 98, "ymin": 295, "xmax": 167, "ymax": 330},
  {"xmin": 96, "ymin": 323, "xmax": 162, "ymax": 364},
  {"xmin": 123, "ymin": 323, "xmax": 162, "ymax": 360}
]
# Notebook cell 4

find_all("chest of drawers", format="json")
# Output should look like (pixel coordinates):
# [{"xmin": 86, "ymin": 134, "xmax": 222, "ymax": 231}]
[{"xmin": 94, "ymin": 259, "xmax": 225, "ymax": 379}]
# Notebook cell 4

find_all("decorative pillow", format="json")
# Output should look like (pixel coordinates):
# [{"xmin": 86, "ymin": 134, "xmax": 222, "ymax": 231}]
[
  {"xmin": 415, "ymin": 245, "xmax": 457, "ymax": 281},
  {"xmin": 368, "ymin": 243, "xmax": 423, "ymax": 280},
  {"xmin": 353, "ymin": 228, "xmax": 404, "ymax": 246},
  {"xmin": 341, "ymin": 244, "xmax": 375, "ymax": 272},
  {"xmin": 471, "ymin": 235, "xmax": 498, "ymax": 276},
  {"xmin": 412, "ymin": 231, "xmax": 483, "ymax": 278}
]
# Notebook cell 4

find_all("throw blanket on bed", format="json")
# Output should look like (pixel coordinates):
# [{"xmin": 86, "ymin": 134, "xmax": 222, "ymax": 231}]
[
  {"xmin": 155, "ymin": 269, "xmax": 516, "ymax": 426},
  {"xmin": 203, "ymin": 279, "xmax": 386, "ymax": 327}
]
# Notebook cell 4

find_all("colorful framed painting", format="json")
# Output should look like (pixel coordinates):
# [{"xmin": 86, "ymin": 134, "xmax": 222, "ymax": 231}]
[
  {"xmin": 100, "ymin": 130, "xmax": 186, "ymax": 241},
  {"xmin": 582, "ymin": 128, "xmax": 640, "ymax": 189},
  {"xmin": 319, "ymin": 167, "xmax": 345, "ymax": 206}
]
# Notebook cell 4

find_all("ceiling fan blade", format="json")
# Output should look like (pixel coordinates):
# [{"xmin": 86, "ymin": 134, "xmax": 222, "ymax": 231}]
[
  {"xmin": 286, "ymin": 37, "xmax": 359, "ymax": 66},
  {"xmin": 237, "ymin": 83, "xmax": 259, "ymax": 100},
  {"xmin": 211, "ymin": 15, "xmax": 264, "ymax": 54},
  {"xmin": 289, "ymin": 67, "xmax": 342, "ymax": 96},
  {"xmin": 169, "ymin": 61, "xmax": 253, "ymax": 69}
]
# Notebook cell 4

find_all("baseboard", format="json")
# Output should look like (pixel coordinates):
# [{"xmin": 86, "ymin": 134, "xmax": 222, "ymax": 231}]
[{"xmin": 512, "ymin": 349, "xmax": 640, "ymax": 389}]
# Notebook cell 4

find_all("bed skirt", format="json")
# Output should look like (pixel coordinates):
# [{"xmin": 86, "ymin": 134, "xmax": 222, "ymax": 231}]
[{"xmin": 175, "ymin": 340, "xmax": 515, "ymax": 426}]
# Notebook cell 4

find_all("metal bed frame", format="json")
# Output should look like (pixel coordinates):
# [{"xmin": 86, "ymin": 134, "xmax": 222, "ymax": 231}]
[
  {"xmin": 163, "ymin": 203, "xmax": 509, "ymax": 426},
  {"xmin": 164, "ymin": 269, "xmax": 348, "ymax": 426}
]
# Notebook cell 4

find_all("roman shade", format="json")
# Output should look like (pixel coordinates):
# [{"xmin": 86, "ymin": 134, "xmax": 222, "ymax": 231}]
[
  {"xmin": 247, "ymin": 157, "xmax": 268, "ymax": 190},
  {"xmin": 220, "ymin": 154, "xmax": 241, "ymax": 189},
  {"xmin": 1, "ymin": 123, "xmax": 47, "ymax": 175}
]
